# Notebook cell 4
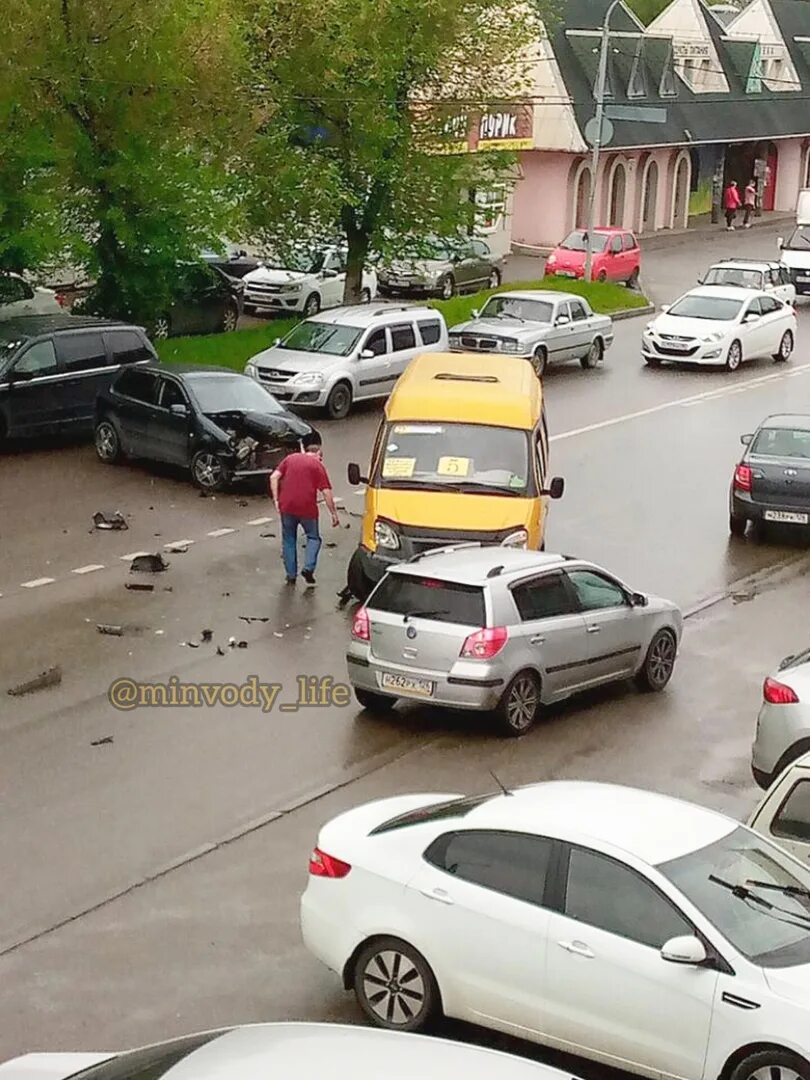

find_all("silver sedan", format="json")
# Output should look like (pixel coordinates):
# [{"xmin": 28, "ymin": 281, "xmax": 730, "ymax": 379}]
[{"xmin": 448, "ymin": 290, "xmax": 614, "ymax": 376}]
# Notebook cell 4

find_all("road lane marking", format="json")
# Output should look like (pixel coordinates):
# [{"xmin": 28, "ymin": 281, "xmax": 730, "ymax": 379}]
[
  {"xmin": 72, "ymin": 564, "xmax": 105, "ymax": 575},
  {"xmin": 551, "ymin": 363, "xmax": 810, "ymax": 443},
  {"xmin": 207, "ymin": 528, "xmax": 236, "ymax": 538},
  {"xmin": 164, "ymin": 540, "xmax": 194, "ymax": 550},
  {"xmin": 20, "ymin": 578, "xmax": 55, "ymax": 588},
  {"xmin": 246, "ymin": 516, "xmax": 273, "ymax": 526},
  {"xmin": 120, "ymin": 551, "xmax": 152, "ymax": 561}
]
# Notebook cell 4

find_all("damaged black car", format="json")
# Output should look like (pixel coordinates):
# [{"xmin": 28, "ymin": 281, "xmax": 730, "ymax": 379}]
[{"xmin": 95, "ymin": 364, "xmax": 315, "ymax": 490}]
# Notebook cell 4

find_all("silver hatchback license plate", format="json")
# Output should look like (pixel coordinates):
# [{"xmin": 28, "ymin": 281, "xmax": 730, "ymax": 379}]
[
  {"xmin": 764, "ymin": 510, "xmax": 809, "ymax": 524},
  {"xmin": 380, "ymin": 673, "xmax": 434, "ymax": 697}
]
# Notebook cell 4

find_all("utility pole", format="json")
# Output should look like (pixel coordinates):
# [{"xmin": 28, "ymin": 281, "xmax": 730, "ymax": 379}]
[{"xmin": 584, "ymin": 0, "xmax": 620, "ymax": 282}]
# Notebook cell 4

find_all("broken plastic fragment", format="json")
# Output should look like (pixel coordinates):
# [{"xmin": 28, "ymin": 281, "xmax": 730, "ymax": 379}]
[
  {"xmin": 93, "ymin": 511, "xmax": 128, "ymax": 531},
  {"xmin": 125, "ymin": 582, "xmax": 154, "ymax": 592},
  {"xmin": 201, "ymin": 629, "xmax": 213, "ymax": 642},
  {"xmin": 131, "ymin": 553, "xmax": 169, "ymax": 573},
  {"xmin": 97, "ymin": 624, "xmax": 124, "ymax": 636},
  {"xmin": 7, "ymin": 666, "xmax": 62, "ymax": 697}
]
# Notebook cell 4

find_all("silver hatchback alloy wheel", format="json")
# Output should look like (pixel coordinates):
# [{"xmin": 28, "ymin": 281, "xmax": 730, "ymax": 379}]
[
  {"xmin": 747, "ymin": 1069, "xmax": 801, "ymax": 1080},
  {"xmin": 637, "ymin": 629, "xmax": 677, "ymax": 692},
  {"xmin": 726, "ymin": 339, "xmax": 742, "ymax": 371},
  {"xmin": 496, "ymin": 670, "xmax": 541, "ymax": 736}
]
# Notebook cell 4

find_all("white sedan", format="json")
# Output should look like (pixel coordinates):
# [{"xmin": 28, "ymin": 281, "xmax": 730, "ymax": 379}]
[
  {"xmin": 0, "ymin": 273, "xmax": 62, "ymax": 319},
  {"xmin": 242, "ymin": 245, "xmax": 377, "ymax": 317},
  {"xmin": 0, "ymin": 1023, "xmax": 581, "ymax": 1080},
  {"xmin": 301, "ymin": 781, "xmax": 810, "ymax": 1080},
  {"xmin": 642, "ymin": 285, "xmax": 796, "ymax": 371}
]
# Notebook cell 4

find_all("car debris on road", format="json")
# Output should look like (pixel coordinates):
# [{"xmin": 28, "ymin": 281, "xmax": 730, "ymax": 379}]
[
  {"xmin": 130, "ymin": 554, "xmax": 170, "ymax": 573},
  {"xmin": 93, "ymin": 511, "xmax": 128, "ymax": 531},
  {"xmin": 7, "ymin": 666, "xmax": 63, "ymax": 696}
]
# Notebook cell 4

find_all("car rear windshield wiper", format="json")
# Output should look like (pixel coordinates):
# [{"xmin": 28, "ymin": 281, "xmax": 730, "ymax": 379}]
[
  {"xmin": 402, "ymin": 609, "xmax": 450, "ymax": 622},
  {"xmin": 746, "ymin": 879, "xmax": 810, "ymax": 900}
]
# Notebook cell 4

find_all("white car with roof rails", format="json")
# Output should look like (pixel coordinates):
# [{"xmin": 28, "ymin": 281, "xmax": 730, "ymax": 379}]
[
  {"xmin": 346, "ymin": 544, "xmax": 681, "ymax": 736},
  {"xmin": 244, "ymin": 304, "xmax": 448, "ymax": 419},
  {"xmin": 242, "ymin": 244, "xmax": 377, "ymax": 317},
  {"xmin": 749, "ymin": 750, "xmax": 810, "ymax": 865},
  {"xmin": 698, "ymin": 259, "xmax": 795, "ymax": 305},
  {"xmin": 301, "ymin": 780, "xmax": 810, "ymax": 1080},
  {"xmin": 0, "ymin": 1023, "xmax": 582, "ymax": 1080},
  {"xmin": 642, "ymin": 285, "xmax": 796, "ymax": 371}
]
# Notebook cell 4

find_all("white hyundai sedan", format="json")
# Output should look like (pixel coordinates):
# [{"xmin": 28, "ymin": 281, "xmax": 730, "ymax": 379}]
[
  {"xmin": 0, "ymin": 1023, "xmax": 579, "ymax": 1080},
  {"xmin": 642, "ymin": 285, "xmax": 796, "ymax": 371},
  {"xmin": 301, "ymin": 781, "xmax": 810, "ymax": 1080}
]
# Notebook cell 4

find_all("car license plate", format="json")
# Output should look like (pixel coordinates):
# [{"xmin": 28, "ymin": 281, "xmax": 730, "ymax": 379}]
[
  {"xmin": 797, "ymin": 275, "xmax": 810, "ymax": 283},
  {"xmin": 764, "ymin": 510, "xmax": 809, "ymax": 524},
  {"xmin": 667, "ymin": 340, "xmax": 692, "ymax": 351},
  {"xmin": 380, "ymin": 673, "xmax": 434, "ymax": 697},
  {"xmin": 556, "ymin": 270, "xmax": 576, "ymax": 278}
]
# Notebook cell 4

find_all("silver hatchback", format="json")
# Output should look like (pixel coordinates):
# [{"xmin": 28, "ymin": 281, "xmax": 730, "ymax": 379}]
[{"xmin": 346, "ymin": 545, "xmax": 682, "ymax": 736}]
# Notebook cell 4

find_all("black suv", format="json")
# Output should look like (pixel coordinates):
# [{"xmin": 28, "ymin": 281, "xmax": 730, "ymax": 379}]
[{"xmin": 0, "ymin": 316, "xmax": 156, "ymax": 442}]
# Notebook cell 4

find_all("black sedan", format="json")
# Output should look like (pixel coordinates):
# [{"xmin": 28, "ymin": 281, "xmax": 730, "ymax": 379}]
[
  {"xmin": 730, "ymin": 413, "xmax": 810, "ymax": 537},
  {"xmin": 153, "ymin": 264, "xmax": 243, "ymax": 340},
  {"xmin": 201, "ymin": 243, "xmax": 262, "ymax": 280},
  {"xmin": 95, "ymin": 365, "xmax": 314, "ymax": 490}
]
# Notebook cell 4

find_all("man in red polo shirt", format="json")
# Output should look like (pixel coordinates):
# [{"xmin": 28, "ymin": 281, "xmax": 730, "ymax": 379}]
[{"xmin": 270, "ymin": 432, "xmax": 340, "ymax": 585}]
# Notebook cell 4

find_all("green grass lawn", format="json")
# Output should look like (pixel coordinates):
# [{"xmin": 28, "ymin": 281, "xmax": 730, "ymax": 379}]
[{"xmin": 157, "ymin": 276, "xmax": 649, "ymax": 371}]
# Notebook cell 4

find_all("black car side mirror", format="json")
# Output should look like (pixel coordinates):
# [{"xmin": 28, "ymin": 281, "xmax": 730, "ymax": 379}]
[
  {"xmin": 741, "ymin": 433, "xmax": 753, "ymax": 445},
  {"xmin": 630, "ymin": 592, "xmax": 648, "ymax": 607},
  {"xmin": 347, "ymin": 462, "xmax": 367, "ymax": 486},
  {"xmin": 170, "ymin": 403, "xmax": 188, "ymax": 417},
  {"xmin": 7, "ymin": 368, "xmax": 33, "ymax": 383},
  {"xmin": 543, "ymin": 476, "xmax": 564, "ymax": 499}
]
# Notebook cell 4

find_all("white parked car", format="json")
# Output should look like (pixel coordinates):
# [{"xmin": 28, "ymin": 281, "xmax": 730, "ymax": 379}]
[
  {"xmin": 245, "ymin": 304, "xmax": 448, "ymax": 419},
  {"xmin": 699, "ymin": 259, "xmax": 795, "ymax": 305},
  {"xmin": 749, "ymin": 751, "xmax": 810, "ymax": 865},
  {"xmin": 242, "ymin": 246, "xmax": 377, "ymax": 317},
  {"xmin": 0, "ymin": 273, "xmax": 62, "ymax": 320},
  {"xmin": 0, "ymin": 1023, "xmax": 582, "ymax": 1080},
  {"xmin": 301, "ymin": 781, "xmax": 810, "ymax": 1080},
  {"xmin": 642, "ymin": 285, "xmax": 796, "ymax": 371},
  {"xmin": 752, "ymin": 646, "xmax": 810, "ymax": 788}
]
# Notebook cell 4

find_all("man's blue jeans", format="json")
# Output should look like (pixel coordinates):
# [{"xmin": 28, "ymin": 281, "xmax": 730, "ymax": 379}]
[{"xmin": 281, "ymin": 514, "xmax": 321, "ymax": 578}]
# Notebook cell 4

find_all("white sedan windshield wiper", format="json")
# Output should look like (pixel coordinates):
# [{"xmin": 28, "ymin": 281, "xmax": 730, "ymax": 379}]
[
  {"xmin": 746, "ymin": 879, "xmax": 810, "ymax": 901},
  {"xmin": 710, "ymin": 874, "xmax": 810, "ymax": 928}
]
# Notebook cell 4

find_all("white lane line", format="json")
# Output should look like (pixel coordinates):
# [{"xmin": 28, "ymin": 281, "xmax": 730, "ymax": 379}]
[
  {"xmin": 20, "ymin": 578, "xmax": 55, "ymax": 588},
  {"xmin": 551, "ymin": 363, "xmax": 810, "ymax": 443},
  {"xmin": 246, "ymin": 517, "xmax": 273, "ymax": 526},
  {"xmin": 120, "ymin": 551, "xmax": 152, "ymax": 561},
  {"xmin": 72, "ymin": 564, "xmax": 105, "ymax": 575},
  {"xmin": 164, "ymin": 540, "xmax": 194, "ymax": 550},
  {"xmin": 207, "ymin": 528, "xmax": 236, "ymax": 538}
]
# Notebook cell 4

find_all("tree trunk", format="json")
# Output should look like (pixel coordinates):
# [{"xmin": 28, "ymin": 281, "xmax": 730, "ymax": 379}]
[{"xmin": 341, "ymin": 204, "xmax": 369, "ymax": 304}]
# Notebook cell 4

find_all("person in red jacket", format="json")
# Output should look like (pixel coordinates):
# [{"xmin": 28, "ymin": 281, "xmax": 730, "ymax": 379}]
[
  {"xmin": 723, "ymin": 180, "xmax": 741, "ymax": 230},
  {"xmin": 270, "ymin": 432, "xmax": 340, "ymax": 586}
]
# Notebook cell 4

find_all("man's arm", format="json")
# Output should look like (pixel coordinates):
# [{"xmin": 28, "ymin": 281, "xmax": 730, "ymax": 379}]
[
  {"xmin": 322, "ymin": 486, "xmax": 340, "ymax": 527},
  {"xmin": 270, "ymin": 468, "xmax": 282, "ymax": 507}
]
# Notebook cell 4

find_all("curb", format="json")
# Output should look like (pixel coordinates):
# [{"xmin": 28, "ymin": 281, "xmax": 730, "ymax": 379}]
[{"xmin": 612, "ymin": 303, "xmax": 654, "ymax": 322}]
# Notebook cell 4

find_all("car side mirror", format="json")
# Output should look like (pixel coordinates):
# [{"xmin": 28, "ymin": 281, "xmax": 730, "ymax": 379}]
[
  {"xmin": 778, "ymin": 654, "xmax": 796, "ymax": 671},
  {"xmin": 347, "ymin": 462, "xmax": 367, "ymax": 486},
  {"xmin": 8, "ymin": 368, "xmax": 33, "ymax": 382},
  {"xmin": 170, "ymin": 403, "xmax": 188, "ymax": 417},
  {"xmin": 471, "ymin": 309, "xmax": 480, "ymax": 319},
  {"xmin": 556, "ymin": 315, "xmax": 570, "ymax": 326},
  {"xmin": 544, "ymin": 476, "xmax": 564, "ymax": 499},
  {"xmin": 630, "ymin": 591, "xmax": 648, "ymax": 608},
  {"xmin": 697, "ymin": 277, "xmax": 704, "ymax": 285},
  {"xmin": 741, "ymin": 433, "xmax": 753, "ymax": 445},
  {"xmin": 778, "ymin": 237, "xmax": 784, "ymax": 249},
  {"xmin": 744, "ymin": 312, "xmax": 759, "ymax": 323},
  {"xmin": 660, "ymin": 936, "xmax": 707, "ymax": 966},
  {"xmin": 322, "ymin": 268, "xmax": 338, "ymax": 278},
  {"xmin": 360, "ymin": 349, "xmax": 375, "ymax": 359},
  {"xmin": 273, "ymin": 337, "xmax": 281, "ymax": 346},
  {"xmin": 660, "ymin": 304, "xmax": 670, "ymax": 313}
]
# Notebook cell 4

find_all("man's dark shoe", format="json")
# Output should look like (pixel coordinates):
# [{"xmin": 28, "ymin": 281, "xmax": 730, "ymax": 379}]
[
  {"xmin": 302, "ymin": 569, "xmax": 316, "ymax": 585},
  {"xmin": 285, "ymin": 576, "xmax": 296, "ymax": 585}
]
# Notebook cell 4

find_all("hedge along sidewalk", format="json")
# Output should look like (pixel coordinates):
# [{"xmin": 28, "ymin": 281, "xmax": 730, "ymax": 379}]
[{"xmin": 158, "ymin": 276, "xmax": 651, "ymax": 372}]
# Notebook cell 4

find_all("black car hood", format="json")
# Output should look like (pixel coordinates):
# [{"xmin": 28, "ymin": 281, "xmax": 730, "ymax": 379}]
[{"xmin": 205, "ymin": 408, "xmax": 312, "ymax": 441}]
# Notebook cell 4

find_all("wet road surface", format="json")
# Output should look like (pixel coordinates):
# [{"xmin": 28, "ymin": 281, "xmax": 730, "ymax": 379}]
[{"xmin": 1, "ymin": 222, "xmax": 809, "ymax": 1069}]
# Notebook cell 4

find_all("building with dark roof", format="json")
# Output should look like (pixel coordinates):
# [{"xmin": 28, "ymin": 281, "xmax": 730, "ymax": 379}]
[{"xmin": 505, "ymin": 0, "xmax": 810, "ymax": 246}]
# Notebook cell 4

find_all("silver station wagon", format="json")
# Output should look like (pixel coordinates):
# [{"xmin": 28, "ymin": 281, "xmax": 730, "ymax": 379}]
[{"xmin": 347, "ymin": 545, "xmax": 682, "ymax": 736}]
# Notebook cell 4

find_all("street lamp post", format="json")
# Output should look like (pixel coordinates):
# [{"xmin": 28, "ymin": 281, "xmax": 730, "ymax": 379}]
[{"xmin": 584, "ymin": 0, "xmax": 621, "ymax": 282}]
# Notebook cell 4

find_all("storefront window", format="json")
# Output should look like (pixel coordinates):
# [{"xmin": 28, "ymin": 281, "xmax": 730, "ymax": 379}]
[{"xmin": 475, "ymin": 188, "xmax": 507, "ymax": 233}]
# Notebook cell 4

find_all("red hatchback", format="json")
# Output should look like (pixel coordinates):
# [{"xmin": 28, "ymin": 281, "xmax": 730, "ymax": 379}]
[{"xmin": 545, "ymin": 227, "xmax": 641, "ymax": 286}]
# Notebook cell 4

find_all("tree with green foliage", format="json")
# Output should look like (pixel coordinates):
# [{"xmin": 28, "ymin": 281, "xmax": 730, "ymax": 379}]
[
  {"xmin": 246, "ymin": 0, "xmax": 557, "ymax": 303},
  {"xmin": 4, "ymin": 0, "xmax": 244, "ymax": 322}
]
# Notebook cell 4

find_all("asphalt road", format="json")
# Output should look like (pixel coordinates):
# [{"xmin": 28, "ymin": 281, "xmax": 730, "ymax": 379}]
[{"xmin": 1, "ymin": 221, "xmax": 809, "ymax": 1068}]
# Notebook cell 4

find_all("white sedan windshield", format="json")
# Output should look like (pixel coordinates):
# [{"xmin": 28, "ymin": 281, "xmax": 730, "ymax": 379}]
[
  {"xmin": 659, "ymin": 827, "xmax": 810, "ymax": 967},
  {"xmin": 667, "ymin": 295, "xmax": 744, "ymax": 321}
]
